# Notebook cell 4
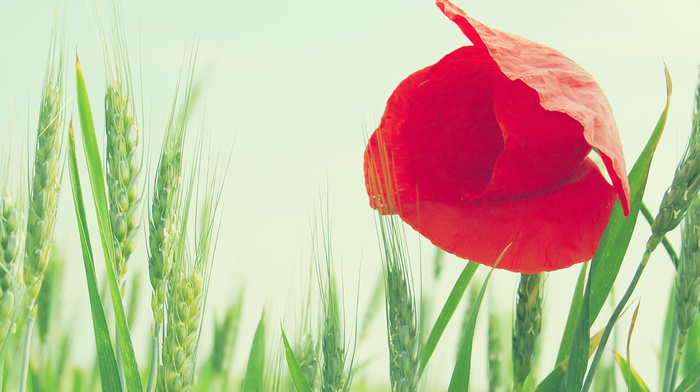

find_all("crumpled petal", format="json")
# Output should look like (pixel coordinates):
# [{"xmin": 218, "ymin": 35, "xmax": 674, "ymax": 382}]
[{"xmin": 437, "ymin": 0, "xmax": 630, "ymax": 214}]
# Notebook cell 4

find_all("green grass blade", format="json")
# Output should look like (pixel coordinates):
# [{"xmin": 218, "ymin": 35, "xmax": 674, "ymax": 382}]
[
  {"xmin": 613, "ymin": 351, "xmax": 651, "ymax": 392},
  {"xmin": 418, "ymin": 261, "xmax": 478, "ymax": 379},
  {"xmin": 561, "ymin": 67, "xmax": 672, "ymax": 392},
  {"xmin": 589, "ymin": 67, "xmax": 672, "ymax": 324},
  {"xmin": 681, "ymin": 318, "xmax": 700, "ymax": 378},
  {"xmin": 280, "ymin": 325, "xmax": 312, "ymax": 392},
  {"xmin": 676, "ymin": 360, "xmax": 700, "ymax": 392},
  {"xmin": 243, "ymin": 308, "xmax": 266, "ymax": 392},
  {"xmin": 556, "ymin": 262, "xmax": 587, "ymax": 364},
  {"xmin": 447, "ymin": 267, "xmax": 495, "ymax": 392},
  {"xmin": 75, "ymin": 55, "xmax": 142, "ymax": 392},
  {"xmin": 661, "ymin": 285, "xmax": 677, "ymax": 390},
  {"xmin": 67, "ymin": 122, "xmax": 121, "ymax": 392}
]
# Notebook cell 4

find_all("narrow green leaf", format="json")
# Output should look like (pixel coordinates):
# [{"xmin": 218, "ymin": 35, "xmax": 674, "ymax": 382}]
[
  {"xmin": 418, "ymin": 261, "xmax": 479, "ymax": 379},
  {"xmin": 75, "ymin": 55, "xmax": 142, "ymax": 392},
  {"xmin": 535, "ymin": 365, "xmax": 566, "ymax": 392},
  {"xmin": 447, "ymin": 267, "xmax": 495, "ymax": 392},
  {"xmin": 681, "ymin": 317, "xmax": 700, "ymax": 378},
  {"xmin": 280, "ymin": 325, "xmax": 312, "ymax": 392},
  {"xmin": 660, "ymin": 285, "xmax": 677, "ymax": 391},
  {"xmin": 562, "ymin": 270, "xmax": 590, "ymax": 392},
  {"xmin": 613, "ymin": 351, "xmax": 652, "ymax": 392},
  {"xmin": 676, "ymin": 360, "xmax": 700, "ymax": 392},
  {"xmin": 589, "ymin": 67, "xmax": 672, "ymax": 324},
  {"xmin": 67, "ymin": 123, "xmax": 121, "ymax": 392},
  {"xmin": 563, "ymin": 67, "xmax": 672, "ymax": 392},
  {"xmin": 556, "ymin": 262, "xmax": 587, "ymax": 364},
  {"xmin": 243, "ymin": 308, "xmax": 266, "ymax": 392}
]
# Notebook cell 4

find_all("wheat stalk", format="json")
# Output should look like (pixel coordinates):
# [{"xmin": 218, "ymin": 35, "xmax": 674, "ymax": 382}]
[
  {"xmin": 146, "ymin": 54, "xmax": 196, "ymax": 392},
  {"xmin": 19, "ymin": 13, "xmax": 65, "ymax": 392},
  {"xmin": 158, "ymin": 134, "xmax": 222, "ymax": 392},
  {"xmin": 512, "ymin": 272, "xmax": 543, "ymax": 392}
]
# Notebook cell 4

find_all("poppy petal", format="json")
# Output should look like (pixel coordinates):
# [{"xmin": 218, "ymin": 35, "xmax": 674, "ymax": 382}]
[
  {"xmin": 397, "ymin": 158, "xmax": 617, "ymax": 273},
  {"xmin": 436, "ymin": 0, "xmax": 630, "ymax": 214},
  {"xmin": 365, "ymin": 46, "xmax": 505, "ymax": 208}
]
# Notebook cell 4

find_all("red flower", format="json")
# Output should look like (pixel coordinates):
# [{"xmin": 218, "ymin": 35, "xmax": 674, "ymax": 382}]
[{"xmin": 363, "ymin": 0, "xmax": 630, "ymax": 273}]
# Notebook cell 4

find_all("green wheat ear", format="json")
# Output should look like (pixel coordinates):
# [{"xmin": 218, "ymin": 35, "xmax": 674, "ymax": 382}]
[
  {"xmin": 23, "ymin": 16, "xmax": 65, "ymax": 313},
  {"xmin": 648, "ymin": 71, "xmax": 700, "ymax": 253},
  {"xmin": 20, "ymin": 13, "xmax": 66, "ymax": 392},
  {"xmin": 99, "ymin": 0, "xmax": 143, "ymax": 295},
  {"xmin": 159, "ymin": 139, "xmax": 225, "ymax": 392},
  {"xmin": 0, "ymin": 190, "xmax": 23, "ymax": 344},
  {"xmin": 146, "ymin": 52, "xmax": 196, "ymax": 392}
]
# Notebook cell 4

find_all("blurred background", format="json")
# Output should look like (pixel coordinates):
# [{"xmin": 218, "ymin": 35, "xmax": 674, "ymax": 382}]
[{"xmin": 0, "ymin": 0, "xmax": 699, "ymax": 389}]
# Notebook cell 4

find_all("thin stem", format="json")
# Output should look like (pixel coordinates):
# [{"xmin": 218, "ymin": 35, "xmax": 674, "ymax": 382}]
[
  {"xmin": 669, "ymin": 346, "xmax": 682, "ymax": 392},
  {"xmin": 146, "ymin": 322, "xmax": 161, "ymax": 392},
  {"xmin": 582, "ymin": 250, "xmax": 651, "ymax": 392},
  {"xmin": 641, "ymin": 203, "xmax": 679, "ymax": 267},
  {"xmin": 19, "ymin": 304, "xmax": 36, "ymax": 392},
  {"xmin": 663, "ymin": 314, "xmax": 679, "ymax": 392},
  {"xmin": 116, "ymin": 319, "xmax": 127, "ymax": 392}
]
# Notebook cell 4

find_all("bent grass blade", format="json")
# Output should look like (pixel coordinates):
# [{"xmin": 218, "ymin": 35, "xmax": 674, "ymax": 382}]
[
  {"xmin": 76, "ymin": 55, "xmax": 142, "ymax": 392},
  {"xmin": 67, "ymin": 122, "xmax": 121, "ymax": 392},
  {"xmin": 242, "ymin": 308, "xmax": 266, "ymax": 392},
  {"xmin": 280, "ymin": 325, "xmax": 312, "ymax": 392},
  {"xmin": 418, "ymin": 261, "xmax": 478, "ymax": 380}
]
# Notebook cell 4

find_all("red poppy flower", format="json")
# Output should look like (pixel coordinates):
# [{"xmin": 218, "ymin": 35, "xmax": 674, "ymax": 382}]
[{"xmin": 363, "ymin": 0, "xmax": 630, "ymax": 273}]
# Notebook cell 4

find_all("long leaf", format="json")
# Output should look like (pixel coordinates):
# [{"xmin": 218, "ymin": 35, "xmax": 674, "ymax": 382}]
[
  {"xmin": 660, "ymin": 285, "xmax": 677, "ymax": 390},
  {"xmin": 676, "ymin": 360, "xmax": 700, "ymax": 392},
  {"xmin": 682, "ymin": 317, "xmax": 700, "ymax": 378},
  {"xmin": 243, "ymin": 308, "xmax": 266, "ymax": 392},
  {"xmin": 534, "ymin": 326, "xmax": 605, "ymax": 392},
  {"xmin": 613, "ymin": 351, "xmax": 652, "ymax": 392},
  {"xmin": 556, "ymin": 262, "xmax": 587, "ymax": 364},
  {"xmin": 447, "ymin": 267, "xmax": 495, "ymax": 392},
  {"xmin": 589, "ymin": 67, "xmax": 672, "ymax": 323},
  {"xmin": 418, "ymin": 261, "xmax": 478, "ymax": 379},
  {"xmin": 67, "ymin": 122, "xmax": 121, "ymax": 392},
  {"xmin": 561, "ymin": 67, "xmax": 672, "ymax": 392},
  {"xmin": 280, "ymin": 325, "xmax": 312, "ymax": 392},
  {"xmin": 75, "ymin": 55, "xmax": 142, "ymax": 392}
]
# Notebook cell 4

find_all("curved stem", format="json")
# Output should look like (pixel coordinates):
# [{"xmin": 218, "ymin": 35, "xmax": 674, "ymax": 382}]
[
  {"xmin": 146, "ymin": 322, "xmax": 161, "ymax": 392},
  {"xmin": 19, "ymin": 304, "xmax": 35, "ymax": 392},
  {"xmin": 582, "ymin": 251, "xmax": 650, "ymax": 392},
  {"xmin": 641, "ymin": 203, "xmax": 679, "ymax": 267},
  {"xmin": 669, "ymin": 346, "xmax": 682, "ymax": 392}
]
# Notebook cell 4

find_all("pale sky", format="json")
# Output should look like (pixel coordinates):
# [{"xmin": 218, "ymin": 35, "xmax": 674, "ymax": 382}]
[{"xmin": 1, "ymin": 0, "xmax": 700, "ymax": 389}]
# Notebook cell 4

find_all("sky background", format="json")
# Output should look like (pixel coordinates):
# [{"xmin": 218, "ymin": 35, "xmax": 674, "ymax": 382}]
[{"xmin": 1, "ymin": 0, "xmax": 700, "ymax": 389}]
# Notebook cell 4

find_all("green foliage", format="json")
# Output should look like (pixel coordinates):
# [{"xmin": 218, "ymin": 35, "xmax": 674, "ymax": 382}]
[
  {"xmin": 76, "ymin": 56, "xmax": 142, "ymax": 392},
  {"xmin": 419, "ymin": 262, "xmax": 478, "ymax": 380},
  {"xmin": 281, "ymin": 326, "xmax": 313, "ymax": 392},
  {"xmin": 447, "ymin": 266, "xmax": 497, "ymax": 392},
  {"xmin": 243, "ymin": 309, "xmax": 266, "ymax": 392},
  {"xmin": 613, "ymin": 351, "xmax": 651, "ymax": 392},
  {"xmin": 67, "ymin": 125, "xmax": 121, "ymax": 391}
]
